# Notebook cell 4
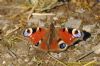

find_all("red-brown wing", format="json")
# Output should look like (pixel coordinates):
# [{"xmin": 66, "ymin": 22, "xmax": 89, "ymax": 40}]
[
  {"xmin": 58, "ymin": 28, "xmax": 76, "ymax": 46},
  {"xmin": 49, "ymin": 28, "xmax": 81, "ymax": 52},
  {"xmin": 23, "ymin": 27, "xmax": 49, "ymax": 51},
  {"xmin": 31, "ymin": 28, "xmax": 49, "ymax": 51}
]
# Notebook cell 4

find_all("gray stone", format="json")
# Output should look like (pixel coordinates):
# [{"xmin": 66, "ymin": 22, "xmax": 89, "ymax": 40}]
[{"xmin": 65, "ymin": 17, "xmax": 82, "ymax": 29}]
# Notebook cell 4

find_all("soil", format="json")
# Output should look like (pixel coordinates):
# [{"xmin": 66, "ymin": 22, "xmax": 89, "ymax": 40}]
[{"xmin": 0, "ymin": 0, "xmax": 100, "ymax": 66}]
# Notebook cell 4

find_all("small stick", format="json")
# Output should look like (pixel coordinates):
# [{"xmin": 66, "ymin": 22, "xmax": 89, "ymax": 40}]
[
  {"xmin": 76, "ymin": 51, "xmax": 94, "ymax": 62},
  {"xmin": 4, "ymin": 25, "xmax": 20, "ymax": 36},
  {"xmin": 27, "ymin": 2, "xmax": 65, "ymax": 20},
  {"xmin": 76, "ymin": 44, "xmax": 100, "ymax": 61},
  {"xmin": 32, "ymin": 13, "xmax": 55, "ymax": 16},
  {"xmin": 7, "ymin": 49, "xmax": 18, "ymax": 59}
]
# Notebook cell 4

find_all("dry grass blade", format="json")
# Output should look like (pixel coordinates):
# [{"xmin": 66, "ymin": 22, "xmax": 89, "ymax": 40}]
[
  {"xmin": 7, "ymin": 49, "xmax": 18, "ymax": 59},
  {"xmin": 76, "ymin": 44, "xmax": 100, "ymax": 62},
  {"xmin": 27, "ymin": 4, "xmax": 37, "ymax": 21},
  {"xmin": 48, "ymin": 53, "xmax": 67, "ymax": 66},
  {"xmin": 5, "ymin": 25, "xmax": 20, "ymax": 36},
  {"xmin": 32, "ymin": 13, "xmax": 55, "ymax": 16},
  {"xmin": 83, "ymin": 60, "xmax": 97, "ymax": 66}
]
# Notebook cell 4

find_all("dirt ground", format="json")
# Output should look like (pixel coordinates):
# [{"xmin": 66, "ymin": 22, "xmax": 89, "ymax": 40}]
[{"xmin": 0, "ymin": 0, "xmax": 100, "ymax": 66}]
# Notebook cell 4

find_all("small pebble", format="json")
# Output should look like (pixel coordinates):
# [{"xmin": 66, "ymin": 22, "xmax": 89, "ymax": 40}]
[
  {"xmin": 24, "ymin": 58, "xmax": 29, "ymax": 62},
  {"xmin": 2, "ymin": 61, "xmax": 6, "ymax": 64}
]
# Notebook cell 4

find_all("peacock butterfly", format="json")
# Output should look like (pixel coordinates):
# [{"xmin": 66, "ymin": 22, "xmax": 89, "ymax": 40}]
[{"xmin": 23, "ymin": 21, "xmax": 87, "ymax": 52}]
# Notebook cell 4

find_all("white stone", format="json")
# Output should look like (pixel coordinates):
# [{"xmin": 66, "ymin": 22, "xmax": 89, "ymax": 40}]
[
  {"xmin": 2, "ymin": 61, "xmax": 6, "ymax": 64},
  {"xmin": 24, "ymin": 58, "xmax": 29, "ymax": 62}
]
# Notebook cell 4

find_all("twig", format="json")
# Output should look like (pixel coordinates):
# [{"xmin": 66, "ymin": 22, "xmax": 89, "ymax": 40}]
[
  {"xmin": 7, "ymin": 49, "xmax": 18, "ymax": 59},
  {"xmin": 76, "ymin": 51, "xmax": 94, "ymax": 62},
  {"xmin": 27, "ymin": 0, "xmax": 39, "ymax": 21},
  {"xmin": 4, "ymin": 25, "xmax": 20, "ymax": 36},
  {"xmin": 0, "ymin": 5, "xmax": 28, "ymax": 9},
  {"xmin": 27, "ymin": 6, "xmax": 36, "ymax": 21},
  {"xmin": 76, "ymin": 44, "xmax": 100, "ymax": 62},
  {"xmin": 32, "ymin": 13, "xmax": 55, "ymax": 16},
  {"xmin": 37, "ymin": 2, "xmax": 65, "ymax": 12},
  {"xmin": 27, "ymin": 1, "xmax": 65, "ymax": 20}
]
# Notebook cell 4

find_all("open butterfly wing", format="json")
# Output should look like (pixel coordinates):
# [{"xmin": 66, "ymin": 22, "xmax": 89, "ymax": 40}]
[
  {"xmin": 48, "ymin": 28, "xmax": 76, "ymax": 52},
  {"xmin": 29, "ymin": 28, "xmax": 49, "ymax": 51},
  {"xmin": 58, "ymin": 28, "xmax": 76, "ymax": 45}
]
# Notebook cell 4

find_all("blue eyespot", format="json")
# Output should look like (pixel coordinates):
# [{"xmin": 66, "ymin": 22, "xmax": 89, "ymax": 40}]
[
  {"xmin": 72, "ymin": 29, "xmax": 81, "ymax": 38},
  {"xmin": 59, "ymin": 43, "xmax": 66, "ymax": 49},
  {"xmin": 23, "ymin": 28, "xmax": 33, "ymax": 37},
  {"xmin": 58, "ymin": 40, "xmax": 68, "ymax": 50}
]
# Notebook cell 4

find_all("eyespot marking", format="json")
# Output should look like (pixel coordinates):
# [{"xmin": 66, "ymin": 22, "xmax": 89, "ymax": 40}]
[
  {"xmin": 72, "ymin": 29, "xmax": 81, "ymax": 38},
  {"xmin": 58, "ymin": 40, "xmax": 68, "ymax": 51},
  {"xmin": 23, "ymin": 28, "xmax": 33, "ymax": 37}
]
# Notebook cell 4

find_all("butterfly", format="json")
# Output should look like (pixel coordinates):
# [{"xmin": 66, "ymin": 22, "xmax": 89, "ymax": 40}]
[{"xmin": 23, "ymin": 21, "xmax": 88, "ymax": 52}]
